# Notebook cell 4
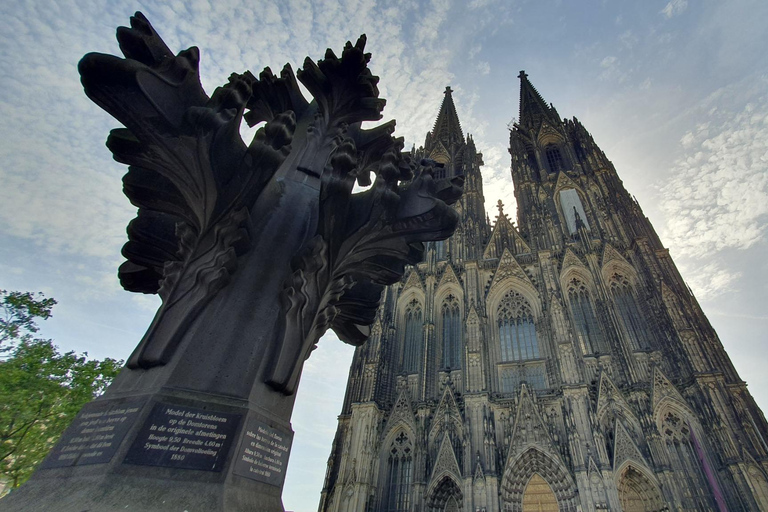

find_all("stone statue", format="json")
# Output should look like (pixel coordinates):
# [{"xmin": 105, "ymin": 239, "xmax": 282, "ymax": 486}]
[{"xmin": 0, "ymin": 12, "xmax": 462, "ymax": 511}]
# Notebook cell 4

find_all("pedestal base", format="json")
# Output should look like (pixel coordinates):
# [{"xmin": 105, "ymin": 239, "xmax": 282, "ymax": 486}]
[{"xmin": 0, "ymin": 388, "xmax": 293, "ymax": 512}]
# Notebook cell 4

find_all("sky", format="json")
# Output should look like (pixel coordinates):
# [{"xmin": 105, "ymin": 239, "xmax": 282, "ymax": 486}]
[{"xmin": 0, "ymin": 0, "xmax": 767, "ymax": 510}]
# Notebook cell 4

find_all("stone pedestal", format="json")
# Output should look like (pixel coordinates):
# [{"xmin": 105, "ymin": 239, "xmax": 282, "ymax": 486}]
[{"xmin": 0, "ymin": 386, "xmax": 295, "ymax": 512}]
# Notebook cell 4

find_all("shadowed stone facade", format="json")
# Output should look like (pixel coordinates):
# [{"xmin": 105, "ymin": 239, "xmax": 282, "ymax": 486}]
[{"xmin": 319, "ymin": 75, "xmax": 768, "ymax": 512}]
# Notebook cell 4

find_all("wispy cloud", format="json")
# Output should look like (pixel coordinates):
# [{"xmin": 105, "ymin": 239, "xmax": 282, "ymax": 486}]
[
  {"xmin": 660, "ymin": 96, "xmax": 768, "ymax": 259},
  {"xmin": 660, "ymin": 0, "xmax": 688, "ymax": 19},
  {"xmin": 682, "ymin": 261, "xmax": 742, "ymax": 301}
]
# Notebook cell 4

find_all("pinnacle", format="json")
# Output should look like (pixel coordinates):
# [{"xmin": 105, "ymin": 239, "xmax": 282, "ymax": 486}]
[
  {"xmin": 430, "ymin": 85, "xmax": 464, "ymax": 147},
  {"xmin": 517, "ymin": 72, "xmax": 559, "ymax": 130}
]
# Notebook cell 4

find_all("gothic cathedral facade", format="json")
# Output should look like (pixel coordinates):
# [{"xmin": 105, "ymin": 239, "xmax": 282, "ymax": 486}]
[{"xmin": 318, "ymin": 75, "xmax": 768, "ymax": 511}]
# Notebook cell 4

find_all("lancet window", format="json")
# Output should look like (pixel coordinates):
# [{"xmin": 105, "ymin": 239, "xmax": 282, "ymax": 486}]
[
  {"xmin": 610, "ymin": 274, "xmax": 652, "ymax": 351},
  {"xmin": 441, "ymin": 295, "xmax": 462, "ymax": 369},
  {"xmin": 497, "ymin": 291, "xmax": 539, "ymax": 362},
  {"xmin": 402, "ymin": 299, "xmax": 423, "ymax": 373},
  {"xmin": 545, "ymin": 144, "xmax": 563, "ymax": 173},
  {"xmin": 567, "ymin": 279, "xmax": 606, "ymax": 355},
  {"xmin": 435, "ymin": 240, "xmax": 446, "ymax": 260},
  {"xmin": 660, "ymin": 411, "xmax": 718, "ymax": 510},
  {"xmin": 386, "ymin": 431, "xmax": 413, "ymax": 512}
]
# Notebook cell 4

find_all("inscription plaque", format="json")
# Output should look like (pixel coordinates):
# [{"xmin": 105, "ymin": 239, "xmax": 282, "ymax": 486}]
[
  {"xmin": 124, "ymin": 403, "xmax": 241, "ymax": 472},
  {"xmin": 40, "ymin": 399, "xmax": 144, "ymax": 469},
  {"xmin": 233, "ymin": 417, "xmax": 293, "ymax": 487}
]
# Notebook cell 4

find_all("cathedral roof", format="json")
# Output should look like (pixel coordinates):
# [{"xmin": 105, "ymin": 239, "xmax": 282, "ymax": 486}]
[
  {"xmin": 430, "ymin": 86, "xmax": 465, "ymax": 148},
  {"xmin": 517, "ymin": 71, "xmax": 560, "ymax": 131}
]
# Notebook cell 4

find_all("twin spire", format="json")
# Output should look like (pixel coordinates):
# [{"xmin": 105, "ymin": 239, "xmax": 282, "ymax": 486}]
[
  {"xmin": 431, "ymin": 86, "xmax": 464, "ymax": 147},
  {"xmin": 432, "ymin": 73, "xmax": 557, "ymax": 145},
  {"xmin": 517, "ymin": 70, "xmax": 560, "ymax": 130}
]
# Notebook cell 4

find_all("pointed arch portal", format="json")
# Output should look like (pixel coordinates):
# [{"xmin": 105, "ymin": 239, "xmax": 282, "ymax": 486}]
[
  {"xmin": 616, "ymin": 465, "xmax": 665, "ymax": 512},
  {"xmin": 426, "ymin": 476, "xmax": 462, "ymax": 512},
  {"xmin": 501, "ymin": 448, "xmax": 578, "ymax": 512},
  {"xmin": 522, "ymin": 473, "xmax": 558, "ymax": 511}
]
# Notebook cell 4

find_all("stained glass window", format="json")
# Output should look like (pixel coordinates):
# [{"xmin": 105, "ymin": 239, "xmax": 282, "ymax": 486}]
[
  {"xmin": 402, "ymin": 299, "xmax": 423, "ymax": 373},
  {"xmin": 386, "ymin": 432, "xmax": 412, "ymax": 512},
  {"xmin": 497, "ymin": 291, "xmax": 539, "ymax": 362},
  {"xmin": 610, "ymin": 275, "xmax": 652, "ymax": 351},
  {"xmin": 441, "ymin": 295, "xmax": 462, "ymax": 369},
  {"xmin": 567, "ymin": 279, "xmax": 606, "ymax": 354}
]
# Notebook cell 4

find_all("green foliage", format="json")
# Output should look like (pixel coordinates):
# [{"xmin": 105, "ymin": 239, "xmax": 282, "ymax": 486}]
[
  {"xmin": 0, "ymin": 290, "xmax": 57, "ymax": 348},
  {"xmin": 0, "ymin": 290, "xmax": 122, "ymax": 489}
]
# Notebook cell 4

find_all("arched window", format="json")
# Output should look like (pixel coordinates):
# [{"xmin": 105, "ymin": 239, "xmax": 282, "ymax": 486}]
[
  {"xmin": 386, "ymin": 431, "xmax": 413, "ymax": 512},
  {"xmin": 567, "ymin": 279, "xmax": 606, "ymax": 355},
  {"xmin": 402, "ymin": 299, "xmax": 423, "ymax": 373},
  {"xmin": 545, "ymin": 145, "xmax": 563, "ymax": 173},
  {"xmin": 610, "ymin": 274, "xmax": 652, "ymax": 351},
  {"xmin": 435, "ymin": 240, "xmax": 446, "ymax": 260},
  {"xmin": 660, "ymin": 411, "xmax": 718, "ymax": 510},
  {"xmin": 497, "ymin": 291, "xmax": 539, "ymax": 362},
  {"xmin": 441, "ymin": 295, "xmax": 462, "ymax": 369}
]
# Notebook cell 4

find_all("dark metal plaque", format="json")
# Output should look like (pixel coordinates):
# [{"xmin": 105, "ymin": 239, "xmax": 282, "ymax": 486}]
[
  {"xmin": 123, "ymin": 403, "xmax": 241, "ymax": 472},
  {"xmin": 233, "ymin": 417, "xmax": 293, "ymax": 487},
  {"xmin": 40, "ymin": 399, "xmax": 144, "ymax": 469}
]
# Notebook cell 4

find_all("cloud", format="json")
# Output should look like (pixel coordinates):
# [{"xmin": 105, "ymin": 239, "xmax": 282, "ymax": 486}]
[
  {"xmin": 619, "ymin": 30, "xmax": 638, "ymax": 49},
  {"xmin": 481, "ymin": 144, "xmax": 518, "ymax": 218},
  {"xmin": 476, "ymin": 61, "xmax": 491, "ymax": 75},
  {"xmin": 659, "ymin": 97, "xmax": 768, "ymax": 259},
  {"xmin": 660, "ymin": 0, "xmax": 688, "ymax": 18},
  {"xmin": 681, "ymin": 261, "xmax": 742, "ymax": 301}
]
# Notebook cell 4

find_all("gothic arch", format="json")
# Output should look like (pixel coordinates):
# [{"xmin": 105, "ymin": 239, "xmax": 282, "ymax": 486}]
[
  {"xmin": 559, "ymin": 264, "xmax": 594, "ymax": 295},
  {"xmin": 606, "ymin": 271, "xmax": 652, "ymax": 351},
  {"xmin": 537, "ymin": 126, "xmax": 564, "ymax": 148},
  {"xmin": 500, "ymin": 447, "xmax": 578, "ymax": 512},
  {"xmin": 600, "ymin": 257, "xmax": 639, "ymax": 289},
  {"xmin": 746, "ymin": 465, "xmax": 768, "ymax": 510},
  {"xmin": 426, "ymin": 475, "xmax": 463, "ymax": 512},
  {"xmin": 487, "ymin": 279, "xmax": 542, "ymax": 321},
  {"xmin": 653, "ymin": 400, "xmax": 720, "ymax": 510},
  {"xmin": 563, "ymin": 275, "xmax": 607, "ymax": 355},
  {"xmin": 378, "ymin": 428, "xmax": 416, "ymax": 512},
  {"xmin": 397, "ymin": 295, "xmax": 424, "ymax": 374},
  {"xmin": 491, "ymin": 289, "xmax": 542, "ymax": 362},
  {"xmin": 521, "ymin": 473, "xmax": 558, "ymax": 512},
  {"xmin": 615, "ymin": 463, "xmax": 666, "ymax": 512},
  {"xmin": 435, "ymin": 276, "xmax": 464, "ymax": 307},
  {"xmin": 437, "ymin": 293, "xmax": 463, "ymax": 369}
]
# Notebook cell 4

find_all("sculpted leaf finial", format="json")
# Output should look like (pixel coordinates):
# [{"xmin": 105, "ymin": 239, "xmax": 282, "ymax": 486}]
[{"xmin": 79, "ymin": 13, "xmax": 463, "ymax": 392}]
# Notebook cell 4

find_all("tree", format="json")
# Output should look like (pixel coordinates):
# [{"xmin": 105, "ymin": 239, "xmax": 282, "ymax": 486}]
[
  {"xmin": 0, "ymin": 290, "xmax": 56, "ymax": 349},
  {"xmin": 0, "ymin": 290, "xmax": 122, "ymax": 490}
]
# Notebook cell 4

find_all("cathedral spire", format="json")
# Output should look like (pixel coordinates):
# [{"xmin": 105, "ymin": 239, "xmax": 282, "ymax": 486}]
[
  {"xmin": 517, "ymin": 70, "xmax": 560, "ymax": 130},
  {"xmin": 431, "ymin": 86, "xmax": 464, "ymax": 147}
]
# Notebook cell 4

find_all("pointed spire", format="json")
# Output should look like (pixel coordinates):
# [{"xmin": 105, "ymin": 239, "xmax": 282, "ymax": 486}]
[
  {"xmin": 431, "ymin": 86, "xmax": 464, "ymax": 147},
  {"xmin": 517, "ymin": 71, "xmax": 559, "ymax": 130}
]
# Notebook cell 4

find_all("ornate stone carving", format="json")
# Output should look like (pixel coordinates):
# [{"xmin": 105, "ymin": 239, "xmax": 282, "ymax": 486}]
[{"xmin": 79, "ymin": 13, "xmax": 463, "ymax": 392}]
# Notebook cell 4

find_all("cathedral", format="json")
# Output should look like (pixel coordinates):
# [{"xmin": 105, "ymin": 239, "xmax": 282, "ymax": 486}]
[{"xmin": 317, "ymin": 73, "xmax": 768, "ymax": 511}]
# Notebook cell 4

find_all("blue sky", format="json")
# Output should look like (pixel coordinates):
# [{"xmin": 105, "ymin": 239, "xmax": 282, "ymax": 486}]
[{"xmin": 1, "ymin": 0, "xmax": 767, "ymax": 510}]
